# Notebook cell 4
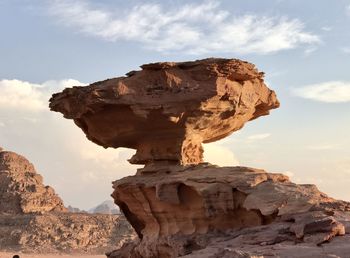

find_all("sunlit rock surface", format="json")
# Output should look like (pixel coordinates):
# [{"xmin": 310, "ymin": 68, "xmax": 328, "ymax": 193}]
[{"xmin": 49, "ymin": 58, "xmax": 279, "ymax": 166}]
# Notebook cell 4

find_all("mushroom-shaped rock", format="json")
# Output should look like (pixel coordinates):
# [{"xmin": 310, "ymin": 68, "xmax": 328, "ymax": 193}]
[{"xmin": 49, "ymin": 58, "xmax": 279, "ymax": 166}]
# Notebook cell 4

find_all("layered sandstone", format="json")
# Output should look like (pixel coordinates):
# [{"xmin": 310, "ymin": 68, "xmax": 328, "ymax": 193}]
[
  {"xmin": 0, "ymin": 148, "xmax": 67, "ymax": 214},
  {"xmin": 107, "ymin": 165, "xmax": 350, "ymax": 258},
  {"xmin": 49, "ymin": 58, "xmax": 279, "ymax": 166}
]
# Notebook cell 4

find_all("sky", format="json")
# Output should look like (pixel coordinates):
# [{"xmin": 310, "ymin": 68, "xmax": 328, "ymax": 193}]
[{"xmin": 0, "ymin": 0, "xmax": 350, "ymax": 209}]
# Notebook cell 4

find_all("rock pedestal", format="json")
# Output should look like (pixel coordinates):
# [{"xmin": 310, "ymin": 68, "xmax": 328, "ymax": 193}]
[{"xmin": 49, "ymin": 58, "xmax": 350, "ymax": 258}]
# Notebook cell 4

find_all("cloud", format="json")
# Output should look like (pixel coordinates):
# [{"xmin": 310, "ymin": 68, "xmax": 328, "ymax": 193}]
[
  {"xmin": 306, "ymin": 144, "xmax": 342, "ymax": 151},
  {"xmin": 303, "ymin": 46, "xmax": 317, "ymax": 56},
  {"xmin": 0, "ymin": 79, "xmax": 85, "ymax": 111},
  {"xmin": 247, "ymin": 133, "xmax": 271, "ymax": 141},
  {"xmin": 321, "ymin": 26, "xmax": 332, "ymax": 32},
  {"xmin": 341, "ymin": 47, "xmax": 350, "ymax": 54},
  {"xmin": 203, "ymin": 143, "xmax": 239, "ymax": 166},
  {"xmin": 347, "ymin": 4, "xmax": 350, "ymax": 16},
  {"xmin": 292, "ymin": 81, "xmax": 350, "ymax": 103},
  {"xmin": 47, "ymin": 0, "xmax": 320, "ymax": 54}
]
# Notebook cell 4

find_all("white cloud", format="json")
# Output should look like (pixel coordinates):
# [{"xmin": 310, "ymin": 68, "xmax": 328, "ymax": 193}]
[
  {"xmin": 0, "ymin": 80, "xmax": 46, "ymax": 111},
  {"xmin": 321, "ymin": 26, "xmax": 332, "ymax": 32},
  {"xmin": 47, "ymin": 0, "xmax": 320, "ymax": 54},
  {"xmin": 303, "ymin": 46, "xmax": 317, "ymax": 56},
  {"xmin": 346, "ymin": 4, "xmax": 350, "ymax": 16},
  {"xmin": 292, "ymin": 81, "xmax": 350, "ymax": 103},
  {"xmin": 247, "ymin": 133, "xmax": 271, "ymax": 141},
  {"xmin": 341, "ymin": 47, "xmax": 350, "ymax": 54},
  {"xmin": 203, "ymin": 143, "xmax": 239, "ymax": 166},
  {"xmin": 0, "ymin": 79, "xmax": 85, "ymax": 111},
  {"xmin": 306, "ymin": 144, "xmax": 342, "ymax": 151}
]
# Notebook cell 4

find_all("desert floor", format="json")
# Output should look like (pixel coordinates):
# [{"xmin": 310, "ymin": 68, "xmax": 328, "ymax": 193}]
[{"xmin": 0, "ymin": 253, "xmax": 105, "ymax": 258}]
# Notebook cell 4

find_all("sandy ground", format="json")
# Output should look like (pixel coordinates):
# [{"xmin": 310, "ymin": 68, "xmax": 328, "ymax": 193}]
[{"xmin": 0, "ymin": 253, "xmax": 105, "ymax": 258}]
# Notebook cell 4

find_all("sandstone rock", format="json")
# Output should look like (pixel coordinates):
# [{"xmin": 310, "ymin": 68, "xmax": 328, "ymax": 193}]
[
  {"xmin": 108, "ymin": 166, "xmax": 350, "ymax": 258},
  {"xmin": 49, "ymin": 58, "xmax": 279, "ymax": 167},
  {"xmin": 0, "ymin": 149, "xmax": 67, "ymax": 214},
  {"xmin": 49, "ymin": 58, "xmax": 350, "ymax": 257}
]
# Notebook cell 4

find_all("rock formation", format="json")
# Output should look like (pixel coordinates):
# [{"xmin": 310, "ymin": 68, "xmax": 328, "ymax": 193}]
[
  {"xmin": 49, "ymin": 58, "xmax": 279, "ymax": 167},
  {"xmin": 0, "ymin": 148, "xmax": 66, "ymax": 214},
  {"xmin": 108, "ymin": 165, "xmax": 350, "ymax": 258},
  {"xmin": 49, "ymin": 58, "xmax": 350, "ymax": 258},
  {"xmin": 0, "ymin": 147, "xmax": 136, "ymax": 254}
]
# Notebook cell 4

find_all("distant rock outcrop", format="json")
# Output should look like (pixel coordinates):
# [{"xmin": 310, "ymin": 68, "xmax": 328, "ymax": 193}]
[
  {"xmin": 67, "ymin": 205, "xmax": 86, "ymax": 213},
  {"xmin": 0, "ymin": 147, "xmax": 67, "ymax": 214},
  {"xmin": 89, "ymin": 200, "xmax": 120, "ymax": 215},
  {"xmin": 0, "ymin": 147, "xmax": 136, "ymax": 254},
  {"xmin": 50, "ymin": 58, "xmax": 350, "ymax": 258}
]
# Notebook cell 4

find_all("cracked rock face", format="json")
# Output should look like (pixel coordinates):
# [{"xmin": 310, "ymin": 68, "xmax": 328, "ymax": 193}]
[
  {"xmin": 0, "ymin": 148, "xmax": 67, "ymax": 214},
  {"xmin": 49, "ymin": 58, "xmax": 279, "ymax": 166}
]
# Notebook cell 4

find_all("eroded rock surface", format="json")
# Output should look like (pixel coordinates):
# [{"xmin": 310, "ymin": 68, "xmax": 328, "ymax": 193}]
[
  {"xmin": 0, "ymin": 148, "xmax": 67, "ymax": 214},
  {"xmin": 49, "ymin": 58, "xmax": 279, "ymax": 166},
  {"xmin": 108, "ymin": 165, "xmax": 350, "ymax": 258}
]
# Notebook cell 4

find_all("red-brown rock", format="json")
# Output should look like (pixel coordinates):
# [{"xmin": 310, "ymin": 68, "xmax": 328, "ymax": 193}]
[
  {"xmin": 107, "ymin": 165, "xmax": 350, "ymax": 258},
  {"xmin": 49, "ymin": 58, "xmax": 350, "ymax": 258},
  {"xmin": 49, "ymin": 58, "xmax": 279, "ymax": 166}
]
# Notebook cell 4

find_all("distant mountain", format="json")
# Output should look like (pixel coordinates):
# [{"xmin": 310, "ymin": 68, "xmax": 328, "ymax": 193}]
[
  {"xmin": 67, "ymin": 205, "xmax": 87, "ymax": 213},
  {"xmin": 89, "ymin": 200, "xmax": 120, "ymax": 215}
]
